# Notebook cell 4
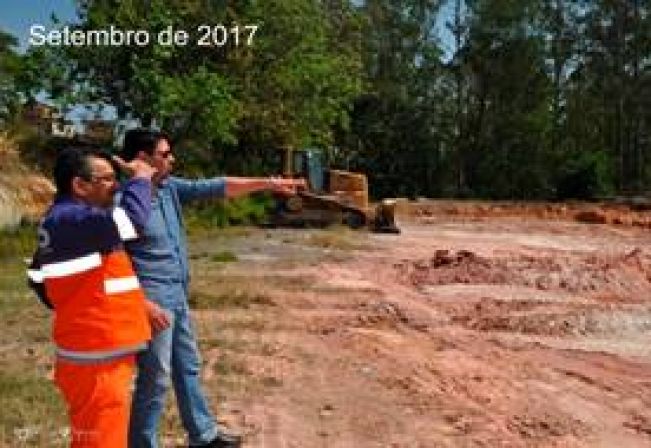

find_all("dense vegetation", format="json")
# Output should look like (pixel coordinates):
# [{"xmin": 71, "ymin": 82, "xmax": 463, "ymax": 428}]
[{"xmin": 1, "ymin": 0, "xmax": 649, "ymax": 200}]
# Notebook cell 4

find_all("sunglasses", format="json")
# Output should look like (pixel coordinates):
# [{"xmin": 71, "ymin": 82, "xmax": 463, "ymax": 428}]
[{"xmin": 155, "ymin": 149, "xmax": 174, "ymax": 158}]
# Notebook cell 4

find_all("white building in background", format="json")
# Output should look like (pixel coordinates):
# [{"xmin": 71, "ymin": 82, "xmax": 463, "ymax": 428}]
[
  {"xmin": 22, "ymin": 101, "xmax": 76, "ymax": 139},
  {"xmin": 51, "ymin": 117, "xmax": 76, "ymax": 138},
  {"xmin": 22, "ymin": 100, "xmax": 118, "ymax": 144}
]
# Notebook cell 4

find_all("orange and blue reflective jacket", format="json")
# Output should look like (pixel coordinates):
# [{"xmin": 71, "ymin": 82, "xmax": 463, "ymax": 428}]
[{"xmin": 27, "ymin": 178, "xmax": 153, "ymax": 363}]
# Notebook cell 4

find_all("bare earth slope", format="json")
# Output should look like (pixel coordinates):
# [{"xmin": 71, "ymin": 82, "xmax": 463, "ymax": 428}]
[
  {"xmin": 0, "ymin": 135, "xmax": 54, "ymax": 229},
  {"xmin": 182, "ymin": 212, "xmax": 651, "ymax": 448}
]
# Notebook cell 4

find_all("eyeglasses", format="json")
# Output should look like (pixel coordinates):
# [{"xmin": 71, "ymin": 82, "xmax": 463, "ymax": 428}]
[
  {"xmin": 87, "ymin": 173, "xmax": 117, "ymax": 184},
  {"xmin": 155, "ymin": 149, "xmax": 174, "ymax": 159}
]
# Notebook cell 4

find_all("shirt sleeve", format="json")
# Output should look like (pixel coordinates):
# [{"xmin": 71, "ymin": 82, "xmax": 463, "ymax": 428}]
[
  {"xmin": 82, "ymin": 177, "xmax": 152, "ymax": 250},
  {"xmin": 45, "ymin": 178, "xmax": 153, "ymax": 255},
  {"xmin": 115, "ymin": 177, "xmax": 153, "ymax": 234},
  {"xmin": 168, "ymin": 176, "xmax": 226, "ymax": 205},
  {"xmin": 26, "ymin": 249, "xmax": 53, "ymax": 310}
]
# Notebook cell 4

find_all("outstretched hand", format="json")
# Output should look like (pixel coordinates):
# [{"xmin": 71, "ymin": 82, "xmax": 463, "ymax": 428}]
[{"xmin": 112, "ymin": 156, "xmax": 157, "ymax": 180}]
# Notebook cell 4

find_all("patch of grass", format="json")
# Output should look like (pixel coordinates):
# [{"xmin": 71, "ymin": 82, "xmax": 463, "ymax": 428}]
[
  {"xmin": 199, "ymin": 335, "xmax": 249, "ymax": 353},
  {"xmin": 0, "ymin": 371, "xmax": 64, "ymax": 425},
  {"xmin": 0, "ymin": 370, "xmax": 66, "ymax": 446},
  {"xmin": 210, "ymin": 251, "xmax": 238, "ymax": 263},
  {"xmin": 210, "ymin": 273, "xmax": 314, "ymax": 293},
  {"xmin": 302, "ymin": 230, "xmax": 369, "ymax": 251},
  {"xmin": 0, "ymin": 307, "xmax": 50, "ymax": 349},
  {"xmin": 261, "ymin": 375, "xmax": 283, "ymax": 388},
  {"xmin": 0, "ymin": 263, "xmax": 50, "ymax": 350},
  {"xmin": 187, "ymin": 225, "xmax": 254, "ymax": 243},
  {"xmin": 208, "ymin": 351, "xmax": 255, "ymax": 394},
  {"xmin": 221, "ymin": 316, "xmax": 268, "ymax": 332},
  {"xmin": 184, "ymin": 195, "xmax": 273, "ymax": 231},
  {"xmin": 212, "ymin": 353, "xmax": 248, "ymax": 378},
  {"xmin": 0, "ymin": 261, "xmax": 31, "ymax": 305},
  {"xmin": 258, "ymin": 343, "xmax": 281, "ymax": 357},
  {"xmin": 0, "ymin": 224, "xmax": 36, "ymax": 261},
  {"xmin": 0, "ymin": 230, "xmax": 60, "ymax": 446},
  {"xmin": 160, "ymin": 400, "xmax": 184, "ymax": 447},
  {"xmin": 189, "ymin": 289, "xmax": 275, "ymax": 310},
  {"xmin": 189, "ymin": 271, "xmax": 314, "ymax": 310}
]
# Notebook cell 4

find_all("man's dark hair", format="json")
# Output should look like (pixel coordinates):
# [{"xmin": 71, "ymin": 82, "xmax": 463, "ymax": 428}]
[
  {"xmin": 122, "ymin": 128, "xmax": 170, "ymax": 161},
  {"xmin": 53, "ymin": 147, "xmax": 113, "ymax": 196}
]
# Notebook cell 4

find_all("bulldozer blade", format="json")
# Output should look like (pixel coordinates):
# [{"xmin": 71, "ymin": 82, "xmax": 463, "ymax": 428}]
[{"xmin": 372, "ymin": 200, "xmax": 400, "ymax": 234}]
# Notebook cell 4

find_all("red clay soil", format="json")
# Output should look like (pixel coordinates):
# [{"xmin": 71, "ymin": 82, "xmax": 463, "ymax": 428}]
[
  {"xmin": 188, "ymin": 205, "xmax": 651, "ymax": 448},
  {"xmin": 408, "ymin": 199, "xmax": 651, "ymax": 228}
]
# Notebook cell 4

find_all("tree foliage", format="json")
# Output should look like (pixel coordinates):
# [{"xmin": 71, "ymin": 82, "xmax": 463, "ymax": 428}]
[
  {"xmin": 47, "ymin": 0, "xmax": 362, "ymax": 172},
  {"xmin": 0, "ymin": 30, "xmax": 22, "ymax": 126}
]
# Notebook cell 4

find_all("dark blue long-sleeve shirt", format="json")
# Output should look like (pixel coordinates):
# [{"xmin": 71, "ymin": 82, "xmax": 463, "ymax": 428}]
[{"xmin": 28, "ymin": 177, "xmax": 153, "ymax": 308}]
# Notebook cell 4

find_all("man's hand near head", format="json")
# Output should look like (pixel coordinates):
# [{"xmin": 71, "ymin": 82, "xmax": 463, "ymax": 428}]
[{"xmin": 112, "ymin": 156, "xmax": 157, "ymax": 180}]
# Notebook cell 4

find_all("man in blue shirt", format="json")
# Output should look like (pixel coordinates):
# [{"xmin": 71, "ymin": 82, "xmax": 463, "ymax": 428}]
[{"xmin": 121, "ymin": 129, "xmax": 302, "ymax": 448}]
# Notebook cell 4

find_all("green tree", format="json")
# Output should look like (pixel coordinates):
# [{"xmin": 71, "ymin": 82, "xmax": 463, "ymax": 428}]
[
  {"xmin": 20, "ymin": 0, "xmax": 650, "ymax": 198},
  {"xmin": 450, "ymin": 0, "xmax": 555, "ymax": 198},
  {"xmin": 345, "ymin": 0, "xmax": 448, "ymax": 198},
  {"xmin": 43, "ymin": 0, "xmax": 362, "ymax": 176},
  {"xmin": 0, "ymin": 30, "xmax": 22, "ymax": 128},
  {"xmin": 572, "ymin": 0, "xmax": 650, "ymax": 192}
]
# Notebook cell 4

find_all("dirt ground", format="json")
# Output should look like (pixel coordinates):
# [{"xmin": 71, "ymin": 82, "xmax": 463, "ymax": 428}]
[{"xmin": 176, "ymin": 202, "xmax": 651, "ymax": 448}]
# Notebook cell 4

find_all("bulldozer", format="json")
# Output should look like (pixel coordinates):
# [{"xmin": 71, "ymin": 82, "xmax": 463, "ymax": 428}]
[{"xmin": 268, "ymin": 147, "xmax": 400, "ymax": 233}]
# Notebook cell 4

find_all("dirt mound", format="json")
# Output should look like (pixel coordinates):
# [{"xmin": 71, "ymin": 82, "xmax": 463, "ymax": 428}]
[
  {"xmin": 396, "ymin": 248, "xmax": 651, "ymax": 301},
  {"xmin": 0, "ymin": 135, "xmax": 54, "ymax": 228}
]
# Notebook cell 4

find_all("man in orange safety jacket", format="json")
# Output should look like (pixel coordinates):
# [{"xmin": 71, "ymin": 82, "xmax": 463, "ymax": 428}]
[{"xmin": 27, "ymin": 147, "xmax": 170, "ymax": 447}]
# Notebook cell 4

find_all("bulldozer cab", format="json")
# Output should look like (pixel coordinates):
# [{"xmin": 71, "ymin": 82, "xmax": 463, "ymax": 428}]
[
  {"xmin": 276, "ymin": 146, "xmax": 400, "ymax": 233},
  {"xmin": 283, "ymin": 147, "xmax": 326, "ymax": 193}
]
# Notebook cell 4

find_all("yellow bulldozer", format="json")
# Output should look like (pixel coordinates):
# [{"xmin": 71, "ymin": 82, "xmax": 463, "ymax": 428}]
[{"xmin": 268, "ymin": 147, "xmax": 399, "ymax": 233}]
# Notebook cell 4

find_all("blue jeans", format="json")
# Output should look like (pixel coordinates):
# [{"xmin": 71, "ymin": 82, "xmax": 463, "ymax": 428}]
[{"xmin": 129, "ymin": 301, "xmax": 218, "ymax": 447}]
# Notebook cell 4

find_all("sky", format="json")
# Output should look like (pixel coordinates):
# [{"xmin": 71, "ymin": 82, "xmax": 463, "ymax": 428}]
[
  {"xmin": 0, "ymin": 1, "xmax": 113, "ymax": 123},
  {"xmin": 0, "ymin": 0, "xmax": 78, "ymax": 52}
]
